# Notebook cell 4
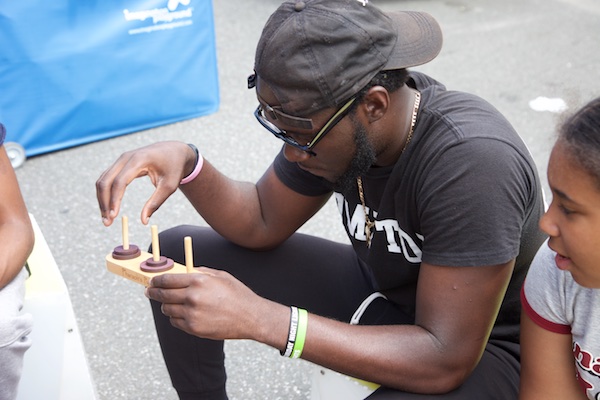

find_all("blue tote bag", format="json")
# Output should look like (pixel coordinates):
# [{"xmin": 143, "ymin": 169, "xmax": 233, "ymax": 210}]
[{"xmin": 0, "ymin": 0, "xmax": 219, "ymax": 157}]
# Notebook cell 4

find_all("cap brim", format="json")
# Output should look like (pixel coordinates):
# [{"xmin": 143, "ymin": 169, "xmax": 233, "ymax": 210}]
[{"xmin": 384, "ymin": 11, "xmax": 443, "ymax": 70}]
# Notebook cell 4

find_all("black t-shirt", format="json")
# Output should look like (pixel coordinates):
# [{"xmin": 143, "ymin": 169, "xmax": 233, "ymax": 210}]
[{"xmin": 273, "ymin": 71, "xmax": 546, "ymax": 343}]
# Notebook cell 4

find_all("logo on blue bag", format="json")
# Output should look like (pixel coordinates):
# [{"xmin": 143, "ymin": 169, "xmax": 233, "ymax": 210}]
[
  {"xmin": 123, "ymin": 0, "xmax": 194, "ymax": 35},
  {"xmin": 167, "ymin": 0, "xmax": 191, "ymax": 11}
]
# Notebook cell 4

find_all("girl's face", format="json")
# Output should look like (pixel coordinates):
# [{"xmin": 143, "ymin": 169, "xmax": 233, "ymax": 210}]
[{"xmin": 540, "ymin": 140, "xmax": 600, "ymax": 288}]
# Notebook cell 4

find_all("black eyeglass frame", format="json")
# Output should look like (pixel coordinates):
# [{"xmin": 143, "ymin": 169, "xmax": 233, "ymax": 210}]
[{"xmin": 254, "ymin": 96, "xmax": 357, "ymax": 155}]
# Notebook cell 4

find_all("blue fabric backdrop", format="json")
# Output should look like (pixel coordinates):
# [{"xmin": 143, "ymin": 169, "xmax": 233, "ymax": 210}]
[{"xmin": 0, "ymin": 0, "xmax": 219, "ymax": 156}]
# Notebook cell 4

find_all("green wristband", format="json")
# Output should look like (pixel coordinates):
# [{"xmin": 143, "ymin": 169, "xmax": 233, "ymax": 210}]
[{"xmin": 291, "ymin": 308, "xmax": 308, "ymax": 359}]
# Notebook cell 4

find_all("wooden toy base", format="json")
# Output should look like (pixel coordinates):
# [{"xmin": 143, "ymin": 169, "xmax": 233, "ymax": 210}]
[{"xmin": 106, "ymin": 250, "xmax": 188, "ymax": 286}]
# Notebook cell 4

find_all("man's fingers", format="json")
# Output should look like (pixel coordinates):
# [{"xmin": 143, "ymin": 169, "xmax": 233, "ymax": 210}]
[
  {"xmin": 140, "ymin": 180, "xmax": 180, "ymax": 225},
  {"xmin": 96, "ymin": 152, "xmax": 146, "ymax": 225},
  {"xmin": 97, "ymin": 142, "xmax": 191, "ymax": 226},
  {"xmin": 146, "ymin": 286, "xmax": 188, "ymax": 304}
]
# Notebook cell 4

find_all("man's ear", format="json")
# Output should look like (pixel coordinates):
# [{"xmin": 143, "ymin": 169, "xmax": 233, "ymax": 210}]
[{"xmin": 360, "ymin": 86, "xmax": 390, "ymax": 123}]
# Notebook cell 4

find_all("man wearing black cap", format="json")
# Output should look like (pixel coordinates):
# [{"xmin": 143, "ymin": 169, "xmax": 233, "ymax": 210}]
[{"xmin": 97, "ymin": 0, "xmax": 546, "ymax": 398}]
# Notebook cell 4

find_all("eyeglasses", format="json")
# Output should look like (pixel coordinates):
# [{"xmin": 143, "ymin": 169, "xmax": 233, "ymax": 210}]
[{"xmin": 254, "ymin": 96, "xmax": 356, "ymax": 155}]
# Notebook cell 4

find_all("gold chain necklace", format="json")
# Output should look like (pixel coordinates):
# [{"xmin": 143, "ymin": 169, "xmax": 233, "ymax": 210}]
[{"xmin": 357, "ymin": 90, "xmax": 421, "ymax": 248}]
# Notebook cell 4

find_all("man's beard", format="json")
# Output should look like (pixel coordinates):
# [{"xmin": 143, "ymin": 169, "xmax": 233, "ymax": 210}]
[{"xmin": 332, "ymin": 121, "xmax": 376, "ymax": 193}]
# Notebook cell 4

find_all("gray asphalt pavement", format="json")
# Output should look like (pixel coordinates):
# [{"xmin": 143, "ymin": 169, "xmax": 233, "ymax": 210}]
[{"xmin": 14, "ymin": 0, "xmax": 600, "ymax": 398}]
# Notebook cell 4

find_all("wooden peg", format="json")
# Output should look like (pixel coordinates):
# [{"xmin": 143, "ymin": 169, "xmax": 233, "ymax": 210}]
[
  {"xmin": 140, "ymin": 224, "xmax": 173, "ymax": 273},
  {"xmin": 184, "ymin": 236, "xmax": 195, "ymax": 273},
  {"xmin": 151, "ymin": 225, "xmax": 160, "ymax": 262},
  {"xmin": 111, "ymin": 215, "xmax": 140, "ymax": 260},
  {"xmin": 122, "ymin": 215, "xmax": 130, "ymax": 250}
]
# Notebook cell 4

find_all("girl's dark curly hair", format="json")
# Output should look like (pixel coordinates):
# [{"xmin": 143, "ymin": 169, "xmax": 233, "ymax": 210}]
[{"xmin": 558, "ymin": 97, "xmax": 600, "ymax": 188}]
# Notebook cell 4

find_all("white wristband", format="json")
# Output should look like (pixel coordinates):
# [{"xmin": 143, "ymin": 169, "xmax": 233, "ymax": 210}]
[{"xmin": 281, "ymin": 306, "xmax": 299, "ymax": 357}]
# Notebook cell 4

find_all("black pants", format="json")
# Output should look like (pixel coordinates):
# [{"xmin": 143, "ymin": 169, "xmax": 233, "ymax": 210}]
[{"xmin": 150, "ymin": 225, "xmax": 520, "ymax": 399}]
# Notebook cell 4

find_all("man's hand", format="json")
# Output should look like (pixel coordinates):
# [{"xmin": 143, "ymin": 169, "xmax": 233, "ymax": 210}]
[
  {"xmin": 145, "ymin": 268, "xmax": 268, "ymax": 341},
  {"xmin": 95, "ymin": 141, "xmax": 196, "ymax": 226}
]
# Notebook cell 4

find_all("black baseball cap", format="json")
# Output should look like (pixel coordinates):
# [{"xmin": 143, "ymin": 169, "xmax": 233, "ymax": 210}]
[{"xmin": 249, "ymin": 0, "xmax": 442, "ymax": 127}]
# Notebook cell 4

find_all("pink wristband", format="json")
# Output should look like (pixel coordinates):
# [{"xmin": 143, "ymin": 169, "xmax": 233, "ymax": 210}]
[{"xmin": 180, "ymin": 144, "xmax": 204, "ymax": 185}]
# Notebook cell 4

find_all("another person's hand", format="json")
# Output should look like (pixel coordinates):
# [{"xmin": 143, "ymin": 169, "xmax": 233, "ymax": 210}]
[
  {"xmin": 96, "ymin": 141, "xmax": 195, "ymax": 226},
  {"xmin": 145, "ymin": 268, "xmax": 268, "ymax": 341},
  {"xmin": 0, "ymin": 143, "xmax": 34, "ymax": 289}
]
